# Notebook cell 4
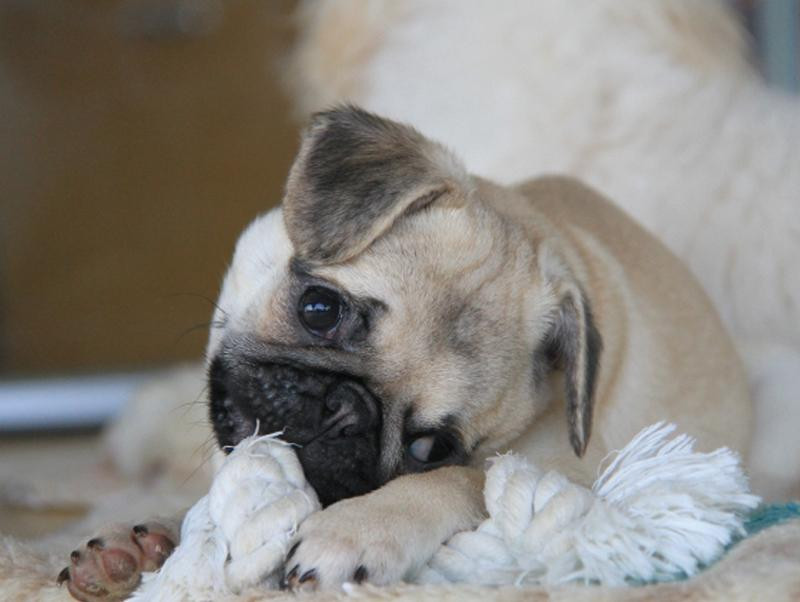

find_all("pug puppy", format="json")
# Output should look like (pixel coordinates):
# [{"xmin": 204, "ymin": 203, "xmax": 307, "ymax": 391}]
[{"xmin": 59, "ymin": 106, "xmax": 752, "ymax": 598}]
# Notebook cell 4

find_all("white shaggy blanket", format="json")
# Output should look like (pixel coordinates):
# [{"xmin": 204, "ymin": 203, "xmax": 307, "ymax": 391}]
[{"xmin": 130, "ymin": 423, "xmax": 758, "ymax": 600}]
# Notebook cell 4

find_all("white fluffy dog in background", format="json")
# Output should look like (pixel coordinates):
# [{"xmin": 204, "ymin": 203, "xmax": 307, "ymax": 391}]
[
  {"xmin": 102, "ymin": 0, "xmax": 799, "ymax": 502},
  {"xmin": 285, "ymin": 0, "xmax": 800, "ymax": 499}
]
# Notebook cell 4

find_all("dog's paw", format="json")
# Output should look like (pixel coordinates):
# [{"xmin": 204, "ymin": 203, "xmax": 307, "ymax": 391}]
[
  {"xmin": 281, "ymin": 497, "xmax": 417, "ymax": 592},
  {"xmin": 57, "ymin": 521, "xmax": 178, "ymax": 602}
]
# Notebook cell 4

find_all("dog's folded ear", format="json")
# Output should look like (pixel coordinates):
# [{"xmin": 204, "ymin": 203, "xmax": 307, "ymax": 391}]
[
  {"xmin": 541, "ymin": 261, "xmax": 603, "ymax": 457},
  {"xmin": 283, "ymin": 105, "xmax": 470, "ymax": 264}
]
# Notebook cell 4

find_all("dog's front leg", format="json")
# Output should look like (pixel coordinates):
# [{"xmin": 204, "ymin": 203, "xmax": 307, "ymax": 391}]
[{"xmin": 283, "ymin": 466, "xmax": 485, "ymax": 591}]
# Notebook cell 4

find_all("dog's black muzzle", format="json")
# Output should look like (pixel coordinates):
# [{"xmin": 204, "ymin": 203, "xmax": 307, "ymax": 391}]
[{"xmin": 208, "ymin": 355, "xmax": 382, "ymax": 506}]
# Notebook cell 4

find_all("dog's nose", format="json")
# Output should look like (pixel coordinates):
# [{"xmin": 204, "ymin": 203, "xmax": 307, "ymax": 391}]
[{"xmin": 321, "ymin": 382, "xmax": 374, "ymax": 438}]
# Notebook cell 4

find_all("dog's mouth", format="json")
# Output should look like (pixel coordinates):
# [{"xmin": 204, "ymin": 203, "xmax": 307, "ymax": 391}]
[{"xmin": 208, "ymin": 357, "xmax": 382, "ymax": 506}]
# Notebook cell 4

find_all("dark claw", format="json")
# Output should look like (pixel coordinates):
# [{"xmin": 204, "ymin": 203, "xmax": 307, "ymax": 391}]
[
  {"xmin": 57, "ymin": 567, "xmax": 70, "ymax": 585},
  {"xmin": 70, "ymin": 550, "xmax": 80, "ymax": 563},
  {"xmin": 299, "ymin": 569, "xmax": 317, "ymax": 584},
  {"xmin": 353, "ymin": 565, "xmax": 368, "ymax": 584},
  {"xmin": 286, "ymin": 540, "xmax": 301, "ymax": 561},
  {"xmin": 132, "ymin": 524, "xmax": 148, "ymax": 537},
  {"xmin": 87, "ymin": 537, "xmax": 104, "ymax": 550},
  {"xmin": 280, "ymin": 564, "xmax": 300, "ymax": 590}
]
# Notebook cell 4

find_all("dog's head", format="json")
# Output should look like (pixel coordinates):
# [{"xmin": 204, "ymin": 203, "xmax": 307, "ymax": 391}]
[{"xmin": 207, "ymin": 107, "xmax": 601, "ymax": 506}]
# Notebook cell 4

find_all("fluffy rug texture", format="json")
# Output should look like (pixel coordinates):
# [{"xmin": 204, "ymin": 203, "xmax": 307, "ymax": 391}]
[{"xmin": 3, "ymin": 520, "xmax": 800, "ymax": 602}]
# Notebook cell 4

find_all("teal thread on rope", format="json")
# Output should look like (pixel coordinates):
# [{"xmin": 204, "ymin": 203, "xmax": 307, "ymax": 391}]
[{"xmin": 739, "ymin": 502, "xmax": 800, "ymax": 540}]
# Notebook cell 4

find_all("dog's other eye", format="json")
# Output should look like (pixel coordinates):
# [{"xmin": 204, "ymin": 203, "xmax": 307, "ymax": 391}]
[
  {"xmin": 298, "ymin": 287, "xmax": 343, "ymax": 335},
  {"xmin": 407, "ymin": 433, "xmax": 453, "ymax": 464}
]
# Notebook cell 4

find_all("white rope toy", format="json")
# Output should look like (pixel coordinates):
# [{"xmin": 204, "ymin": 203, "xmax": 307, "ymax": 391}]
[
  {"xmin": 418, "ymin": 423, "xmax": 759, "ymax": 586},
  {"xmin": 130, "ymin": 435, "xmax": 320, "ymax": 601},
  {"xmin": 131, "ymin": 423, "xmax": 759, "ymax": 599}
]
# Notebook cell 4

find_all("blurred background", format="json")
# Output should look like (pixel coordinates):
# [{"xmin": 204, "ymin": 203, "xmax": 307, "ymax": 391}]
[
  {"xmin": 0, "ymin": 0, "xmax": 797, "ymax": 431},
  {"xmin": 0, "ymin": 0, "xmax": 301, "ymax": 430}
]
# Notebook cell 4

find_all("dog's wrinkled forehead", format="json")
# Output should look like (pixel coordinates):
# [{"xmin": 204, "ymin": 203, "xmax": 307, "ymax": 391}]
[
  {"xmin": 283, "ymin": 105, "xmax": 471, "ymax": 265},
  {"xmin": 207, "ymin": 106, "xmax": 471, "ymax": 358}
]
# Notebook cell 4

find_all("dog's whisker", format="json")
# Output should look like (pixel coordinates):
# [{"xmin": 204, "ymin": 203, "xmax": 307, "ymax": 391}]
[
  {"xmin": 179, "ymin": 433, "xmax": 223, "ymax": 487},
  {"xmin": 171, "ymin": 385, "xmax": 211, "ymax": 418},
  {"xmin": 172, "ymin": 322, "xmax": 217, "ymax": 347},
  {"xmin": 164, "ymin": 292, "xmax": 231, "ymax": 317}
]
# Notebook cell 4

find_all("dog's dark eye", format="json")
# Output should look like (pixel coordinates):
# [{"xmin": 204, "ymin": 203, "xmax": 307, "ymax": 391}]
[
  {"xmin": 299, "ymin": 287, "xmax": 343, "ymax": 335},
  {"xmin": 407, "ymin": 433, "xmax": 453, "ymax": 464}
]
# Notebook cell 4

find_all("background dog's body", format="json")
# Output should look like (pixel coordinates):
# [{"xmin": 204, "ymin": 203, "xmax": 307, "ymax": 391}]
[{"xmin": 288, "ymin": 0, "xmax": 800, "ymax": 500}]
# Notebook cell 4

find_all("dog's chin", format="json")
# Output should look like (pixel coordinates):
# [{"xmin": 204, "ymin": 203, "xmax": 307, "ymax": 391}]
[{"xmin": 208, "ymin": 358, "xmax": 383, "ymax": 506}]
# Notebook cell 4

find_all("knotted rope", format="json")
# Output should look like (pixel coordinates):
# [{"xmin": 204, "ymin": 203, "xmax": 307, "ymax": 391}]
[{"xmin": 132, "ymin": 423, "xmax": 759, "ymax": 600}]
